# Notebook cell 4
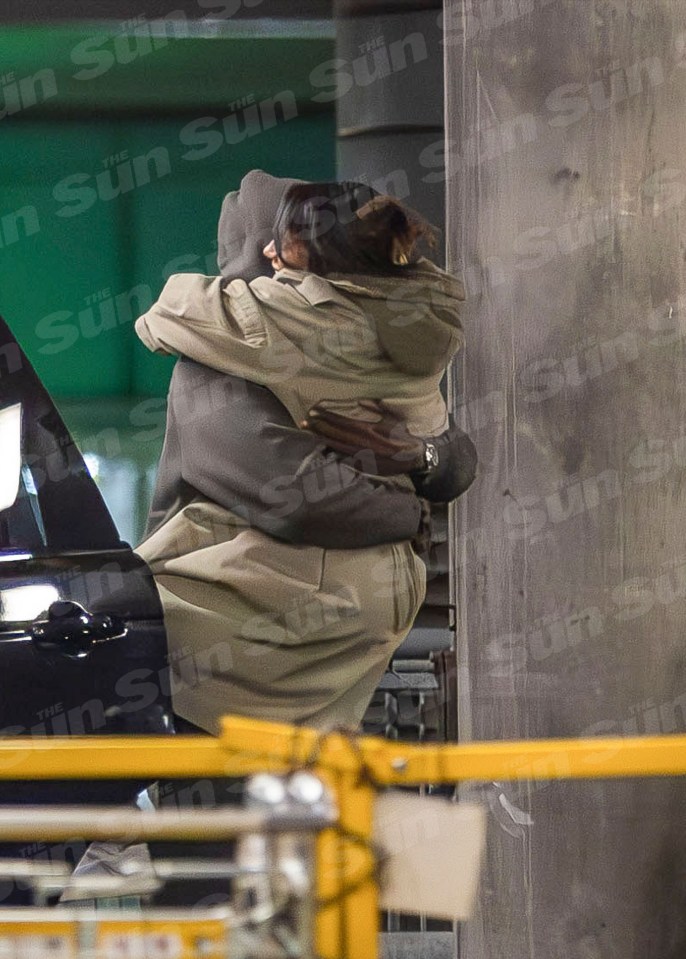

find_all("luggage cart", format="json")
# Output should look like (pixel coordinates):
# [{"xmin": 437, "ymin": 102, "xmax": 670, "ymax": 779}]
[
  {"xmin": 0, "ymin": 771, "xmax": 334, "ymax": 958},
  {"xmin": 0, "ymin": 717, "xmax": 684, "ymax": 958}
]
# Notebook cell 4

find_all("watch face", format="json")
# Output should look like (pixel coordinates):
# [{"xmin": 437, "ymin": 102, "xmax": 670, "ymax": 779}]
[{"xmin": 425, "ymin": 442, "xmax": 440, "ymax": 471}]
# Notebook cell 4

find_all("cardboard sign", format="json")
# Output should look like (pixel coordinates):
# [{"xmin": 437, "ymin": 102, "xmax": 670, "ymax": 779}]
[{"xmin": 373, "ymin": 792, "xmax": 486, "ymax": 919}]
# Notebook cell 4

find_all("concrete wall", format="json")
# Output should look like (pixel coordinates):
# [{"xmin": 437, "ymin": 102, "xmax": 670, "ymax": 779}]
[{"xmin": 446, "ymin": 2, "xmax": 686, "ymax": 956}]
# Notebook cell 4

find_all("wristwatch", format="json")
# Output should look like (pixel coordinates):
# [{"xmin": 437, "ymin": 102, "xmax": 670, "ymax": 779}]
[{"xmin": 421, "ymin": 440, "xmax": 440, "ymax": 474}]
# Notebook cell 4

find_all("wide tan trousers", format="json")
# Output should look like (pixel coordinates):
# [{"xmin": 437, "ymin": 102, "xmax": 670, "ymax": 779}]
[{"xmin": 137, "ymin": 497, "xmax": 426, "ymax": 733}]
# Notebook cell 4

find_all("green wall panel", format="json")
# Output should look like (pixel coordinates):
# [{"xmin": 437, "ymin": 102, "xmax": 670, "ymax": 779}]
[
  {"xmin": 0, "ymin": 25, "xmax": 334, "ymax": 114},
  {"xmin": 0, "ymin": 27, "xmax": 335, "ymax": 398},
  {"xmin": 0, "ymin": 122, "xmax": 130, "ymax": 395}
]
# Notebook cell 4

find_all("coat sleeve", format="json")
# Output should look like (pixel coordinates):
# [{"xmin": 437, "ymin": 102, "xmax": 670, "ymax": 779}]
[
  {"xmin": 135, "ymin": 273, "xmax": 297, "ymax": 387},
  {"xmin": 171, "ymin": 361, "xmax": 422, "ymax": 549}
]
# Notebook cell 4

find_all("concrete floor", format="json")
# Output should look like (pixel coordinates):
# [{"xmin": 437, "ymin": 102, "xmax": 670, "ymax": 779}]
[{"xmin": 381, "ymin": 933, "xmax": 455, "ymax": 958}]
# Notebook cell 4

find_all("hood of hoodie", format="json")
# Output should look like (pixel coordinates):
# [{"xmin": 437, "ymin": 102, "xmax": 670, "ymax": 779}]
[{"xmin": 217, "ymin": 169, "xmax": 303, "ymax": 282}]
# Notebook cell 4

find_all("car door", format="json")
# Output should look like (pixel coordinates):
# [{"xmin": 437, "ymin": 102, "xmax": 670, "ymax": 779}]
[{"xmin": 0, "ymin": 315, "xmax": 173, "ymax": 803}]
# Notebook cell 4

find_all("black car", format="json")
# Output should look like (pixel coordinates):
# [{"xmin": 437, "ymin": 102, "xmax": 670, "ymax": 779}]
[{"xmin": 0, "ymin": 314, "xmax": 173, "ymax": 808}]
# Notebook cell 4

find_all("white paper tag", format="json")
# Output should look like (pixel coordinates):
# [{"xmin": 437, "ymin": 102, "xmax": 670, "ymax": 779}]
[{"xmin": 373, "ymin": 792, "xmax": 486, "ymax": 919}]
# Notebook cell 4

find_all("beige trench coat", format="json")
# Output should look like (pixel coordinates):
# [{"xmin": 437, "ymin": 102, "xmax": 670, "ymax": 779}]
[
  {"xmin": 135, "ymin": 259, "xmax": 465, "ymax": 436},
  {"xmin": 137, "ymin": 497, "xmax": 425, "ymax": 733}
]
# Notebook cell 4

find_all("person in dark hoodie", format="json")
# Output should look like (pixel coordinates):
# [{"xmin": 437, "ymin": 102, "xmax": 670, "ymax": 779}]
[{"xmin": 134, "ymin": 170, "xmax": 474, "ymax": 735}]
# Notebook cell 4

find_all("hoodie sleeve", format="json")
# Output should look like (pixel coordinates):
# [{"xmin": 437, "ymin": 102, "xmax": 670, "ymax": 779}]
[{"xmin": 166, "ymin": 361, "xmax": 422, "ymax": 549}]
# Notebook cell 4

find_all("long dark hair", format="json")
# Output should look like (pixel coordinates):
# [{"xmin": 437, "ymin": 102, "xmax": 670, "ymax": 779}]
[{"xmin": 272, "ymin": 181, "xmax": 437, "ymax": 276}]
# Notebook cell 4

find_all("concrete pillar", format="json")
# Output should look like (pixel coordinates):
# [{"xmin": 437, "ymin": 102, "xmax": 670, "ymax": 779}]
[
  {"xmin": 336, "ymin": 3, "xmax": 458, "ymax": 759},
  {"xmin": 446, "ymin": 2, "xmax": 686, "ymax": 956},
  {"xmin": 335, "ymin": 3, "xmax": 445, "ymax": 248}
]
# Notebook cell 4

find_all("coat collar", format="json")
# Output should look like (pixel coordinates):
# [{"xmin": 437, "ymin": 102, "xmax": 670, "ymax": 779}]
[
  {"xmin": 274, "ymin": 269, "xmax": 345, "ymax": 306},
  {"xmin": 272, "ymin": 260, "xmax": 465, "ymax": 305},
  {"xmin": 273, "ymin": 268, "xmax": 389, "ymax": 305}
]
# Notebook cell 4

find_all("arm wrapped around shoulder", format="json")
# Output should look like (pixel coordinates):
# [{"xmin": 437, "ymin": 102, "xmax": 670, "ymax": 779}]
[
  {"xmin": 134, "ymin": 272, "xmax": 273, "ymax": 382},
  {"xmin": 135, "ymin": 273, "xmax": 226, "ymax": 356}
]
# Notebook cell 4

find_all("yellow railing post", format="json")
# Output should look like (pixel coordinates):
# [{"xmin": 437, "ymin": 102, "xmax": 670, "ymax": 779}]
[{"xmin": 314, "ymin": 765, "xmax": 377, "ymax": 959}]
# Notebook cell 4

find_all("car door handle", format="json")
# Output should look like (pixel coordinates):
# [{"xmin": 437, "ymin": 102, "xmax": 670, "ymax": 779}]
[{"xmin": 30, "ymin": 600, "xmax": 128, "ymax": 659}]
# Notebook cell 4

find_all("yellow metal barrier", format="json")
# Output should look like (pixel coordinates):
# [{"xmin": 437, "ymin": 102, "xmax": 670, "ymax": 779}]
[
  {"xmin": 0, "ymin": 909, "xmax": 233, "ymax": 958},
  {"xmin": 0, "ymin": 719, "xmax": 683, "ymax": 783},
  {"xmin": 0, "ymin": 717, "xmax": 685, "ymax": 959}
]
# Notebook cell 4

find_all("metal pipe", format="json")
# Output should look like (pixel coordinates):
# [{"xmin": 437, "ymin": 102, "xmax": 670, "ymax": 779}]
[{"xmin": 0, "ymin": 806, "xmax": 334, "ymax": 842}]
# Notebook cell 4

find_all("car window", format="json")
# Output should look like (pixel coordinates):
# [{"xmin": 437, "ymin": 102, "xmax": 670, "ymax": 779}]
[
  {"xmin": 0, "ymin": 402, "xmax": 21, "ymax": 512},
  {"xmin": 0, "ymin": 402, "xmax": 48, "ymax": 552},
  {"xmin": 0, "ymin": 318, "xmax": 122, "ymax": 554}
]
